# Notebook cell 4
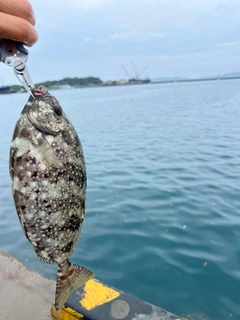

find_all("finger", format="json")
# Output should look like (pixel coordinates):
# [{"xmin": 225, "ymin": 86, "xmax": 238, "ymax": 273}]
[
  {"xmin": 0, "ymin": 0, "xmax": 36, "ymax": 26},
  {"xmin": 0, "ymin": 12, "xmax": 38, "ymax": 46}
]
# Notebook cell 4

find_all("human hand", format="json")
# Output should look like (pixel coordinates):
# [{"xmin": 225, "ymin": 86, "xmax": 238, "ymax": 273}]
[{"xmin": 0, "ymin": 0, "xmax": 38, "ymax": 46}]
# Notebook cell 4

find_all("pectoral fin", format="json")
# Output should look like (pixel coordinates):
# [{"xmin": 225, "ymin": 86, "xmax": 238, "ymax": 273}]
[
  {"xmin": 37, "ymin": 134, "xmax": 61, "ymax": 168},
  {"xmin": 28, "ymin": 114, "xmax": 61, "ymax": 167}
]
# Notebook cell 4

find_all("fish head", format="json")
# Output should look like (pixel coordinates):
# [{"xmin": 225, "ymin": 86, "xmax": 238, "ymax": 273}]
[{"xmin": 26, "ymin": 86, "xmax": 67, "ymax": 136}]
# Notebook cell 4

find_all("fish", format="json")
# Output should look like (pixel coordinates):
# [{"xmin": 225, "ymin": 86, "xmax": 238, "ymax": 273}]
[{"xmin": 9, "ymin": 86, "xmax": 94, "ymax": 311}]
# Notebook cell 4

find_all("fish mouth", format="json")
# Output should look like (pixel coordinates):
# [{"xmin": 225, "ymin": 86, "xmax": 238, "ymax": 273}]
[
  {"xmin": 28, "ymin": 114, "xmax": 57, "ymax": 136},
  {"xmin": 31, "ymin": 86, "xmax": 48, "ymax": 97}
]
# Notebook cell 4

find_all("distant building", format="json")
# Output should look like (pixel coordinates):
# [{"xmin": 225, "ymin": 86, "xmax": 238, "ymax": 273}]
[{"xmin": 117, "ymin": 79, "xmax": 128, "ymax": 85}]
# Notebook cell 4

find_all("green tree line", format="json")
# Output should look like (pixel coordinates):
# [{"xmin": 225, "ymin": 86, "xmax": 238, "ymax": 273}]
[{"xmin": 11, "ymin": 77, "xmax": 103, "ymax": 92}]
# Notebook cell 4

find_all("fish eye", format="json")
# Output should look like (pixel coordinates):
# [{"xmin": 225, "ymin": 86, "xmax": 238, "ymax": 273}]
[{"xmin": 54, "ymin": 107, "xmax": 62, "ymax": 116}]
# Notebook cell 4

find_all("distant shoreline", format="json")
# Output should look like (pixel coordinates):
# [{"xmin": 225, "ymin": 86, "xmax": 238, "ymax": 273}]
[
  {"xmin": 152, "ymin": 75, "xmax": 240, "ymax": 84},
  {"xmin": 6, "ymin": 75, "xmax": 240, "ymax": 93}
]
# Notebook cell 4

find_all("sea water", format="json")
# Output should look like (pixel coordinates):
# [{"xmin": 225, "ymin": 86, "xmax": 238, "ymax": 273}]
[{"xmin": 0, "ymin": 79, "xmax": 240, "ymax": 319}]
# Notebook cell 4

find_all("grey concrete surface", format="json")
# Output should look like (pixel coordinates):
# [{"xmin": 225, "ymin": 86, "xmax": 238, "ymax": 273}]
[{"xmin": 0, "ymin": 250, "xmax": 55, "ymax": 320}]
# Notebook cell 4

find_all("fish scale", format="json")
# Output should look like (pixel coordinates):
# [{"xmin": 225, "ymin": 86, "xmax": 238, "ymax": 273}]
[{"xmin": 9, "ymin": 86, "xmax": 94, "ymax": 311}]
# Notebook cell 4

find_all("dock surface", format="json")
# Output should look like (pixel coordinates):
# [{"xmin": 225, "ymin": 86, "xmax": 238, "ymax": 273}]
[
  {"xmin": 0, "ymin": 250, "xmax": 186, "ymax": 320},
  {"xmin": 0, "ymin": 250, "xmax": 55, "ymax": 320}
]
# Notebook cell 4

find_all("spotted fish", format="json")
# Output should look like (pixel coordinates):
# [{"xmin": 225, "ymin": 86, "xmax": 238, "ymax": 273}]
[{"xmin": 9, "ymin": 86, "xmax": 94, "ymax": 311}]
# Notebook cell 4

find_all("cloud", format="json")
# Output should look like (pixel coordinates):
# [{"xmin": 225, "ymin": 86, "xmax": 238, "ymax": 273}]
[
  {"xmin": 215, "ymin": 40, "xmax": 240, "ymax": 47},
  {"xmin": 41, "ymin": 0, "xmax": 110, "ymax": 9},
  {"xmin": 148, "ymin": 32, "xmax": 168, "ymax": 38},
  {"xmin": 110, "ymin": 32, "xmax": 136, "ymax": 41},
  {"xmin": 109, "ymin": 31, "xmax": 168, "ymax": 43}
]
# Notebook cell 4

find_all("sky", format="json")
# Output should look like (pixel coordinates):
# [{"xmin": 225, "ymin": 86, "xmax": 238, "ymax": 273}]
[{"xmin": 1, "ymin": 0, "xmax": 240, "ymax": 85}]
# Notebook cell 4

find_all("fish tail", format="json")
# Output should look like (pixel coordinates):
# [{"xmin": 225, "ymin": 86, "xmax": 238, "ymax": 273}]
[{"xmin": 55, "ymin": 260, "xmax": 94, "ymax": 311}]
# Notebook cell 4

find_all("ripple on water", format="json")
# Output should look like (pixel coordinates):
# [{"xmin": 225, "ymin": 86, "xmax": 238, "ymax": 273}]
[{"xmin": 1, "ymin": 81, "xmax": 240, "ymax": 319}]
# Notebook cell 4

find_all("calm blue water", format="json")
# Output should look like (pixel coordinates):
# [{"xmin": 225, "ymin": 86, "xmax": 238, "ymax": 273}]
[{"xmin": 1, "ymin": 80, "xmax": 240, "ymax": 319}]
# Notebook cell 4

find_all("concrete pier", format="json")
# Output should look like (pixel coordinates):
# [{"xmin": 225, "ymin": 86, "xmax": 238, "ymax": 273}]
[
  {"xmin": 0, "ymin": 250, "xmax": 55, "ymax": 320},
  {"xmin": 0, "ymin": 250, "xmax": 187, "ymax": 320}
]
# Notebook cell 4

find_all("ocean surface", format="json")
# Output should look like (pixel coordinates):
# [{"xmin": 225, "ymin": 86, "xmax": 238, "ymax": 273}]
[{"xmin": 1, "ymin": 80, "xmax": 240, "ymax": 320}]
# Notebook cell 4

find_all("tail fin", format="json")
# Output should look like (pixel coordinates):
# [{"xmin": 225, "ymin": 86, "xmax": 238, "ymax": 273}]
[{"xmin": 55, "ymin": 261, "xmax": 94, "ymax": 311}]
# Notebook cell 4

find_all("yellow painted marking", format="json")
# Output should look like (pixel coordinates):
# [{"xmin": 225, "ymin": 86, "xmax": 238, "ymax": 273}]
[
  {"xmin": 51, "ymin": 306, "xmax": 83, "ymax": 319},
  {"xmin": 80, "ymin": 279, "xmax": 120, "ymax": 311}
]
